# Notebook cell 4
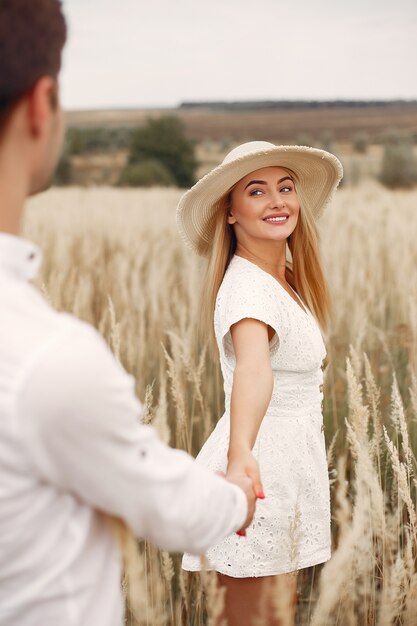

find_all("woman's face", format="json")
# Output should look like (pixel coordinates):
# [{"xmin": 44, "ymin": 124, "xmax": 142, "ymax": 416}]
[{"xmin": 228, "ymin": 166, "xmax": 300, "ymax": 246}]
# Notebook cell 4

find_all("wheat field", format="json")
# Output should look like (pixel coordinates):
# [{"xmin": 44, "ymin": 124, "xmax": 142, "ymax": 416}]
[{"xmin": 24, "ymin": 182, "xmax": 417, "ymax": 625}]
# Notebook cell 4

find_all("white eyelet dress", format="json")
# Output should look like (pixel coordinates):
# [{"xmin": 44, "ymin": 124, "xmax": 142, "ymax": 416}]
[{"xmin": 182, "ymin": 255, "xmax": 330, "ymax": 578}]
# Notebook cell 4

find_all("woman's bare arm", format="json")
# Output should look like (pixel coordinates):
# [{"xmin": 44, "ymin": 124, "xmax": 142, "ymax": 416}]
[{"xmin": 226, "ymin": 318, "xmax": 274, "ymax": 499}]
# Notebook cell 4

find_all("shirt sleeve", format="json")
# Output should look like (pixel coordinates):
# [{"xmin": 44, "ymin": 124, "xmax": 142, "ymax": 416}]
[
  {"xmin": 217, "ymin": 267, "xmax": 282, "ymax": 361},
  {"xmin": 16, "ymin": 320, "xmax": 247, "ymax": 555}
]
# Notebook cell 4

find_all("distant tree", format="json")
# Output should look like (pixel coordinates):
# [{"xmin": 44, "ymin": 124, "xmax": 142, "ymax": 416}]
[
  {"xmin": 66, "ymin": 127, "xmax": 133, "ymax": 155},
  {"xmin": 379, "ymin": 127, "xmax": 402, "ymax": 146},
  {"xmin": 352, "ymin": 132, "xmax": 369, "ymax": 154},
  {"xmin": 127, "ymin": 116, "xmax": 197, "ymax": 187},
  {"xmin": 347, "ymin": 159, "xmax": 363, "ymax": 186},
  {"xmin": 379, "ymin": 132, "xmax": 417, "ymax": 188},
  {"xmin": 118, "ymin": 159, "xmax": 175, "ymax": 187},
  {"xmin": 295, "ymin": 133, "xmax": 315, "ymax": 148},
  {"xmin": 53, "ymin": 150, "xmax": 73, "ymax": 186},
  {"xmin": 220, "ymin": 137, "xmax": 233, "ymax": 151},
  {"xmin": 320, "ymin": 130, "xmax": 335, "ymax": 153}
]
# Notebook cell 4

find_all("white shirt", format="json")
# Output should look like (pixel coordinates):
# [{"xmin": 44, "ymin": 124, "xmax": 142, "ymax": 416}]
[{"xmin": 0, "ymin": 233, "xmax": 247, "ymax": 626}]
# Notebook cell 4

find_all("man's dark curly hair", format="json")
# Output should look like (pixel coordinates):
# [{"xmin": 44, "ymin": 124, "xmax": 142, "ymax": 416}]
[{"xmin": 0, "ymin": 0, "xmax": 67, "ymax": 128}]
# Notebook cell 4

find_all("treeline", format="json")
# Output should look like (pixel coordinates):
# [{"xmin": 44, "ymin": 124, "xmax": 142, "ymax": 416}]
[
  {"xmin": 54, "ymin": 116, "xmax": 417, "ymax": 190},
  {"xmin": 180, "ymin": 99, "xmax": 417, "ymax": 112},
  {"xmin": 66, "ymin": 127, "xmax": 132, "ymax": 154},
  {"xmin": 55, "ymin": 116, "xmax": 197, "ymax": 188}
]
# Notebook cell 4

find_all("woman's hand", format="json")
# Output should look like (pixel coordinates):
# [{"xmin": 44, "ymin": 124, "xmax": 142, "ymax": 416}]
[
  {"xmin": 226, "ymin": 448, "xmax": 265, "ymax": 500},
  {"xmin": 225, "ymin": 472, "xmax": 257, "ymax": 533},
  {"xmin": 226, "ymin": 448, "xmax": 265, "ymax": 535}
]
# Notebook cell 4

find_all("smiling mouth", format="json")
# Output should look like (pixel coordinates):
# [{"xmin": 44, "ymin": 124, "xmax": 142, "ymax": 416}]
[{"xmin": 263, "ymin": 214, "xmax": 289, "ymax": 223}]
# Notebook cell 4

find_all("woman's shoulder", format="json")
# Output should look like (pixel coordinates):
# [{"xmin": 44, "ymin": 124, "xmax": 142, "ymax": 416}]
[
  {"xmin": 214, "ymin": 255, "xmax": 284, "ymax": 345},
  {"xmin": 216, "ymin": 256, "xmax": 278, "ymax": 310},
  {"xmin": 221, "ymin": 255, "xmax": 272, "ymax": 290}
]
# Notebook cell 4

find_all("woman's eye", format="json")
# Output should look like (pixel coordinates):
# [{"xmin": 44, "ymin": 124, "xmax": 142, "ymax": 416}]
[
  {"xmin": 280, "ymin": 185, "xmax": 293, "ymax": 193},
  {"xmin": 249, "ymin": 189, "xmax": 263, "ymax": 197}
]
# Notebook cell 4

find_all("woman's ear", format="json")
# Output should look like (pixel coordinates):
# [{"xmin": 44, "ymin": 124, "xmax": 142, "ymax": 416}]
[
  {"xmin": 227, "ymin": 210, "xmax": 236, "ymax": 225},
  {"xmin": 226, "ymin": 191, "xmax": 236, "ymax": 224}
]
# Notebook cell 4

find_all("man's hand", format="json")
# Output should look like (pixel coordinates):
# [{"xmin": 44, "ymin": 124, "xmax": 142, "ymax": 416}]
[{"xmin": 225, "ymin": 472, "xmax": 257, "ymax": 533}]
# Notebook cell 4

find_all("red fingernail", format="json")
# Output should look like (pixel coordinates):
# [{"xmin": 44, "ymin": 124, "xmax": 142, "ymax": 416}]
[
  {"xmin": 236, "ymin": 530, "xmax": 246, "ymax": 537},
  {"xmin": 257, "ymin": 490, "xmax": 265, "ymax": 499}
]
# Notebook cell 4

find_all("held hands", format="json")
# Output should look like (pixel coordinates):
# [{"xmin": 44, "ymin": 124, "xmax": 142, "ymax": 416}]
[{"xmin": 225, "ymin": 448, "xmax": 265, "ymax": 535}]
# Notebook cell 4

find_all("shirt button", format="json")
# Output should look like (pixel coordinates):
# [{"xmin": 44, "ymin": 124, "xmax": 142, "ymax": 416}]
[
  {"xmin": 28, "ymin": 252, "xmax": 36, "ymax": 261},
  {"xmin": 319, "ymin": 384, "xmax": 323, "ymax": 393}
]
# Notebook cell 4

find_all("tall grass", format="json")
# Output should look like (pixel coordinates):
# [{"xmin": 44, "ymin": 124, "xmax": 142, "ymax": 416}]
[{"xmin": 25, "ymin": 182, "xmax": 417, "ymax": 624}]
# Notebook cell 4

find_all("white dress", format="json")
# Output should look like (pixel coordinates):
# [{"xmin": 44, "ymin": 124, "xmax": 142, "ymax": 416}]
[{"xmin": 182, "ymin": 255, "xmax": 330, "ymax": 578}]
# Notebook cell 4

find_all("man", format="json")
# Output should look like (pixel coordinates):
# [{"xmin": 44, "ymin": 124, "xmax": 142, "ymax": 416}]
[{"xmin": 0, "ymin": 2, "xmax": 258, "ymax": 624}]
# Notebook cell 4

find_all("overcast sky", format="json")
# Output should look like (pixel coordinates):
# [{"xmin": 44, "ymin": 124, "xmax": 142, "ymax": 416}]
[{"xmin": 60, "ymin": 0, "xmax": 417, "ymax": 110}]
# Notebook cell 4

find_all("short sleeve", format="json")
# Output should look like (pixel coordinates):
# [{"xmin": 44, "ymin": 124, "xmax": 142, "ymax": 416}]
[{"xmin": 215, "ymin": 263, "xmax": 282, "ymax": 361}]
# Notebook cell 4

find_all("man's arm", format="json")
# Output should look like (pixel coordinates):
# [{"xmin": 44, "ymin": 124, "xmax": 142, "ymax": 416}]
[{"xmin": 17, "ymin": 321, "xmax": 254, "ymax": 554}]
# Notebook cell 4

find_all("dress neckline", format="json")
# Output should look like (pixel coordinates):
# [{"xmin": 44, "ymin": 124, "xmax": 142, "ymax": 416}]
[{"xmin": 233, "ymin": 255, "xmax": 311, "ymax": 317}]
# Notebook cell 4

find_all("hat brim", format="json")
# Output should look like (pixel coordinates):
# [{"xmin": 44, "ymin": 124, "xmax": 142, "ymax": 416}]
[{"xmin": 176, "ymin": 145, "xmax": 343, "ymax": 256}]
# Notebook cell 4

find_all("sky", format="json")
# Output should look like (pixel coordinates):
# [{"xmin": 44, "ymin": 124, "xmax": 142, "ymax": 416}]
[{"xmin": 60, "ymin": 0, "xmax": 417, "ymax": 110}]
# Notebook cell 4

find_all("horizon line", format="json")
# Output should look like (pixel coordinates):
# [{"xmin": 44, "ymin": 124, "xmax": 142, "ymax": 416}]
[{"xmin": 65, "ymin": 97, "xmax": 417, "ymax": 114}]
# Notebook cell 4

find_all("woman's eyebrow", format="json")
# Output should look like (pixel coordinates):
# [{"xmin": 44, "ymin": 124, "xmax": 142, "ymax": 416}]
[
  {"xmin": 244, "ymin": 179, "xmax": 266, "ymax": 189},
  {"xmin": 244, "ymin": 175, "xmax": 293, "ymax": 190}
]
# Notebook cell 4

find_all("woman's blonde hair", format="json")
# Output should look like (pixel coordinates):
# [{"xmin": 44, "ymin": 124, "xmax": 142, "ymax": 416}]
[{"xmin": 200, "ymin": 173, "xmax": 331, "ymax": 342}]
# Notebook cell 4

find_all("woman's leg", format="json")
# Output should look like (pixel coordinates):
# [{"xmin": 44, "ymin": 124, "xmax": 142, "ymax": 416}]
[{"xmin": 216, "ymin": 572, "xmax": 298, "ymax": 626}]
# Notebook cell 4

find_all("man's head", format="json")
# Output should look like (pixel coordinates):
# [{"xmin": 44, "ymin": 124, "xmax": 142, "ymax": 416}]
[{"xmin": 0, "ymin": 0, "xmax": 67, "ymax": 194}]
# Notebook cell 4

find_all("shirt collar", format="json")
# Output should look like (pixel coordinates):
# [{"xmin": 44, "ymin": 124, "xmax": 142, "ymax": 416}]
[{"xmin": 0, "ymin": 233, "xmax": 42, "ymax": 281}]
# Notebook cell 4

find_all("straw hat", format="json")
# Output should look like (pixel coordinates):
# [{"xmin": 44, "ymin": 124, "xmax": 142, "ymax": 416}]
[{"xmin": 176, "ymin": 141, "xmax": 343, "ymax": 256}]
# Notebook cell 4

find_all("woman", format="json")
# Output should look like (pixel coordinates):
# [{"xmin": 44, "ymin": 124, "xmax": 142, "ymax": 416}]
[{"xmin": 176, "ymin": 141, "xmax": 343, "ymax": 625}]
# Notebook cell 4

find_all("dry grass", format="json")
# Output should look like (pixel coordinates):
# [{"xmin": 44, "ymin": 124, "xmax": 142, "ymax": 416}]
[{"xmin": 24, "ymin": 181, "xmax": 417, "ymax": 625}]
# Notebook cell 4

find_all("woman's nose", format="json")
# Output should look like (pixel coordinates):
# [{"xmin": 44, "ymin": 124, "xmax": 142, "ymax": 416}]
[{"xmin": 268, "ymin": 192, "xmax": 285, "ymax": 209}]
